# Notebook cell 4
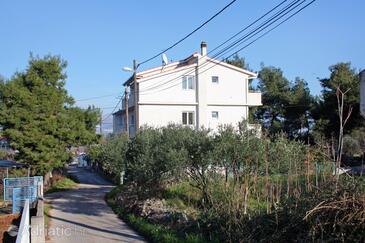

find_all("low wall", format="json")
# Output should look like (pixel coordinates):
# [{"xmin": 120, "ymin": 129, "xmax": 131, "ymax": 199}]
[{"xmin": 31, "ymin": 198, "xmax": 45, "ymax": 243}]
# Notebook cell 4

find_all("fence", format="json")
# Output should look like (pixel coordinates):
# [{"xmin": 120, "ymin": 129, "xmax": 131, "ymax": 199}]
[{"xmin": 3, "ymin": 176, "xmax": 43, "ymax": 213}]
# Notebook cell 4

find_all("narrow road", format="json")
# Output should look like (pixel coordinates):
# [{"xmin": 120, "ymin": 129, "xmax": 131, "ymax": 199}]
[{"xmin": 46, "ymin": 166, "xmax": 145, "ymax": 243}]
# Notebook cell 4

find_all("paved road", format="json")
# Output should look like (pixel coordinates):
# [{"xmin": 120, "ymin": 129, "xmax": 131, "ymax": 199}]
[{"xmin": 46, "ymin": 166, "xmax": 145, "ymax": 243}]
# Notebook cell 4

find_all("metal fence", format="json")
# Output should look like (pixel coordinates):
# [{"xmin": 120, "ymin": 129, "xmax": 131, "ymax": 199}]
[{"xmin": 3, "ymin": 176, "xmax": 43, "ymax": 213}]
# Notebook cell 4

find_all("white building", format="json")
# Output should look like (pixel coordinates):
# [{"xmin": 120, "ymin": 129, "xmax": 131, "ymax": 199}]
[{"xmin": 113, "ymin": 42, "xmax": 262, "ymax": 136}]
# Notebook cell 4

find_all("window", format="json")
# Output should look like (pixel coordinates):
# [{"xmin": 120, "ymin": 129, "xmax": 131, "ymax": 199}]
[
  {"xmin": 212, "ymin": 76, "xmax": 219, "ymax": 84},
  {"xmin": 182, "ymin": 76, "xmax": 195, "ymax": 90},
  {"xmin": 182, "ymin": 112, "xmax": 194, "ymax": 125},
  {"xmin": 212, "ymin": 111, "xmax": 219, "ymax": 119}
]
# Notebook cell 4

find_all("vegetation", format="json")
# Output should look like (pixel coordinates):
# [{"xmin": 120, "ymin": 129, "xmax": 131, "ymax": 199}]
[
  {"xmin": 45, "ymin": 174, "xmax": 78, "ymax": 194},
  {"xmin": 0, "ymin": 53, "xmax": 363, "ymax": 241},
  {"xmin": 44, "ymin": 202, "xmax": 52, "ymax": 227},
  {"xmin": 225, "ymin": 55, "xmax": 364, "ymax": 148},
  {"xmin": 106, "ymin": 186, "xmax": 207, "ymax": 243},
  {"xmin": 95, "ymin": 123, "xmax": 364, "ymax": 242},
  {"xmin": 95, "ymin": 55, "xmax": 365, "ymax": 243},
  {"xmin": 0, "ymin": 55, "xmax": 100, "ymax": 174}
]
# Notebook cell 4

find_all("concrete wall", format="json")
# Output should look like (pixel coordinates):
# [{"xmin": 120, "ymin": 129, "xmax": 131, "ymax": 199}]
[{"xmin": 31, "ymin": 198, "xmax": 45, "ymax": 243}]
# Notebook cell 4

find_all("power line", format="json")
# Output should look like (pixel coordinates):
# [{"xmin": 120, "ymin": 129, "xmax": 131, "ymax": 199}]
[
  {"xmin": 101, "ymin": 94, "xmax": 124, "ymax": 122},
  {"xmin": 138, "ymin": 0, "xmax": 309, "ymax": 94},
  {"xmin": 99, "ymin": 106, "xmax": 120, "ymax": 110},
  {"xmin": 76, "ymin": 93, "xmax": 119, "ymax": 102},
  {"xmin": 155, "ymin": 0, "xmax": 317, "ymax": 94},
  {"xmin": 141, "ymin": 0, "xmax": 316, "ymax": 95},
  {"xmin": 134, "ymin": 0, "xmax": 291, "ymax": 90},
  {"xmin": 208, "ymin": 0, "xmax": 289, "ymax": 57},
  {"xmin": 106, "ymin": 0, "xmax": 316, "ymax": 125},
  {"xmin": 138, "ymin": 0, "xmax": 238, "ymax": 66},
  {"xmin": 206, "ymin": 0, "xmax": 304, "ymax": 62},
  {"xmin": 138, "ymin": 0, "xmax": 303, "ymax": 92}
]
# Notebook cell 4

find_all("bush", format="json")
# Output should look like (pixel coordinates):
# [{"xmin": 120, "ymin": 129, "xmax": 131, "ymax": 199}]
[
  {"xmin": 95, "ymin": 124, "xmax": 363, "ymax": 242},
  {"xmin": 88, "ymin": 133, "xmax": 129, "ymax": 183}
]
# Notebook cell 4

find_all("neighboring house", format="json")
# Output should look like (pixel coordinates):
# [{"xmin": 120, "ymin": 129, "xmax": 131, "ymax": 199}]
[
  {"xmin": 0, "ymin": 136, "xmax": 10, "ymax": 150},
  {"xmin": 113, "ymin": 42, "xmax": 262, "ymax": 136}
]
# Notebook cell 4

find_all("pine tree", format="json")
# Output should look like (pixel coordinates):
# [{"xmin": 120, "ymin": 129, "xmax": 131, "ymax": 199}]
[{"xmin": 0, "ymin": 55, "xmax": 100, "ymax": 174}]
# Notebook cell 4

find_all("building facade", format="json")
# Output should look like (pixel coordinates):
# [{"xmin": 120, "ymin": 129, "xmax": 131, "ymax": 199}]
[{"xmin": 113, "ymin": 42, "xmax": 262, "ymax": 136}]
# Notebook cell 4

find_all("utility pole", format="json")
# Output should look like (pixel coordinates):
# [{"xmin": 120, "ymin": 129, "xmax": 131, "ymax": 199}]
[
  {"xmin": 123, "ymin": 59, "xmax": 138, "ymax": 137},
  {"xmin": 133, "ymin": 59, "xmax": 139, "ymax": 133},
  {"xmin": 125, "ymin": 87, "xmax": 129, "ymax": 137}
]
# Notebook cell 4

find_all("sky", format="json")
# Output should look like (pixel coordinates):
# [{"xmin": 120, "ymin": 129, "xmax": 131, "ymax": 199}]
[{"xmin": 1, "ymin": 0, "xmax": 364, "ymax": 125}]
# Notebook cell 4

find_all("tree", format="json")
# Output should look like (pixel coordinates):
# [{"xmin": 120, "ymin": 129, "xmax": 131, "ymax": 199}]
[
  {"xmin": 284, "ymin": 78, "xmax": 313, "ymax": 139},
  {"xmin": 88, "ymin": 133, "xmax": 129, "ymax": 182},
  {"xmin": 255, "ymin": 66, "xmax": 313, "ymax": 139},
  {"xmin": 312, "ymin": 62, "xmax": 362, "ymax": 138},
  {"xmin": 125, "ymin": 125, "xmax": 189, "ymax": 194},
  {"xmin": 256, "ymin": 66, "xmax": 290, "ymax": 135},
  {"xmin": 225, "ymin": 53, "xmax": 251, "ymax": 71},
  {"xmin": 0, "ymin": 55, "xmax": 100, "ymax": 174}
]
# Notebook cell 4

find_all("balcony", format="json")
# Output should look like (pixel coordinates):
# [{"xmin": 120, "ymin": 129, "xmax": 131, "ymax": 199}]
[
  {"xmin": 121, "ymin": 93, "xmax": 135, "ymax": 110},
  {"xmin": 247, "ymin": 91, "xmax": 262, "ymax": 106}
]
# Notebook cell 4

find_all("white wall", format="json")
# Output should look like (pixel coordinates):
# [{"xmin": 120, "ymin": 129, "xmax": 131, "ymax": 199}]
[
  {"xmin": 204, "ymin": 62, "xmax": 249, "ymax": 105},
  {"xmin": 138, "ymin": 66, "xmax": 197, "ymax": 104},
  {"xmin": 113, "ymin": 54, "xmax": 262, "ymax": 135},
  {"xmin": 206, "ymin": 105, "xmax": 247, "ymax": 131},
  {"xmin": 139, "ymin": 104, "xmax": 197, "ymax": 128},
  {"xmin": 138, "ymin": 104, "xmax": 247, "ymax": 131}
]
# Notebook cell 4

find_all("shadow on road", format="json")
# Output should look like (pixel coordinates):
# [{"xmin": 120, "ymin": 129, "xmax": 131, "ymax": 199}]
[{"xmin": 45, "ymin": 213, "xmax": 144, "ymax": 241}]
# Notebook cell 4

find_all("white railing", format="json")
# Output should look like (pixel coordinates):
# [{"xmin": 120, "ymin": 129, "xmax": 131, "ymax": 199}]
[{"xmin": 16, "ymin": 199, "xmax": 30, "ymax": 243}]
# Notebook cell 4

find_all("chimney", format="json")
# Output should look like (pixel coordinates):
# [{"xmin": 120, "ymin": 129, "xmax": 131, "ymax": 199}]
[{"xmin": 201, "ymin": 41, "xmax": 207, "ymax": 56}]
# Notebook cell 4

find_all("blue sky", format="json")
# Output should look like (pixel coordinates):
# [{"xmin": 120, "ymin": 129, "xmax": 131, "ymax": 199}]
[{"xmin": 1, "ymin": 0, "xmax": 364, "ymax": 121}]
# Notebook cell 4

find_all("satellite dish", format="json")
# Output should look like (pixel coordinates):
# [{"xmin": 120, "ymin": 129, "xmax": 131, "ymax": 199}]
[{"xmin": 162, "ymin": 53, "xmax": 168, "ymax": 66}]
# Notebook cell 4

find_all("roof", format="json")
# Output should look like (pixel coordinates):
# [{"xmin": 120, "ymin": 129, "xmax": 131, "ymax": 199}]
[
  {"xmin": 123, "ymin": 53, "xmax": 257, "ymax": 86},
  {"xmin": 112, "ymin": 109, "xmax": 123, "ymax": 116},
  {"xmin": 0, "ymin": 160, "xmax": 27, "ymax": 168}
]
